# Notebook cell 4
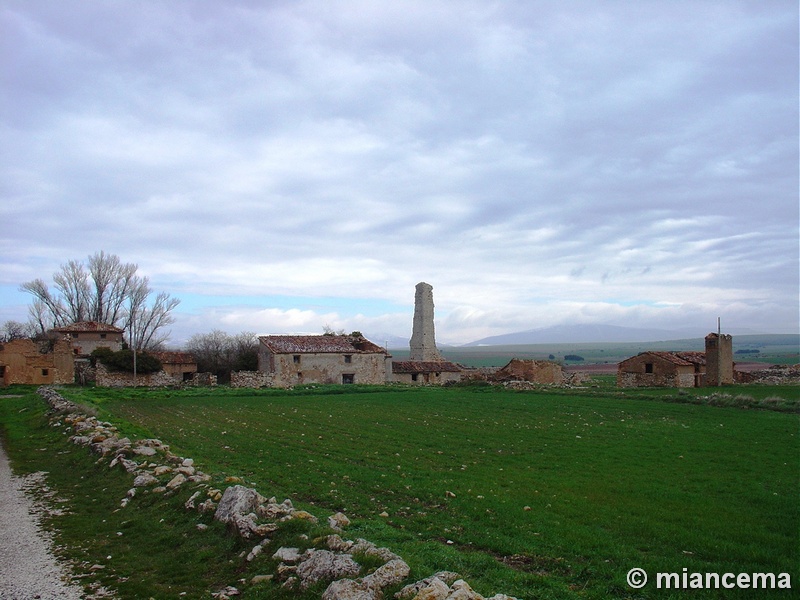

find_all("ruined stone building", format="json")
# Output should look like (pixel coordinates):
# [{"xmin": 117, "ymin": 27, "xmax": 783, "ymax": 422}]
[
  {"xmin": 0, "ymin": 338, "xmax": 75, "ymax": 385},
  {"xmin": 150, "ymin": 351, "xmax": 198, "ymax": 383},
  {"xmin": 391, "ymin": 282, "xmax": 463, "ymax": 384},
  {"xmin": 617, "ymin": 332, "xmax": 733, "ymax": 388},
  {"xmin": 258, "ymin": 334, "xmax": 390, "ymax": 388}
]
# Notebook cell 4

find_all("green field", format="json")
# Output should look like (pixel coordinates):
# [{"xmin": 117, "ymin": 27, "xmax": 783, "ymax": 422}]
[{"xmin": 1, "ymin": 383, "xmax": 798, "ymax": 599}]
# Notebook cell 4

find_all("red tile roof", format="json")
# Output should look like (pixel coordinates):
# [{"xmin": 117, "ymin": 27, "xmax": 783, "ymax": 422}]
[
  {"xmin": 54, "ymin": 321, "xmax": 124, "ymax": 333},
  {"xmin": 259, "ymin": 335, "xmax": 387, "ymax": 355},
  {"xmin": 151, "ymin": 351, "xmax": 197, "ymax": 365},
  {"xmin": 620, "ymin": 351, "xmax": 705, "ymax": 367}
]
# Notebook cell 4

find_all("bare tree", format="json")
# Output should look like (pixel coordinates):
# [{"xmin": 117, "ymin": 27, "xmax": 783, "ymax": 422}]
[
  {"xmin": 0, "ymin": 320, "xmax": 36, "ymax": 342},
  {"xmin": 20, "ymin": 251, "xmax": 180, "ymax": 350},
  {"xmin": 184, "ymin": 330, "xmax": 259, "ymax": 382}
]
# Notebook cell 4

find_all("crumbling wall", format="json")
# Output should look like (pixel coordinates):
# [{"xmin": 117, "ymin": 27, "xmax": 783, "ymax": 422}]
[
  {"xmin": 230, "ymin": 371, "xmax": 273, "ymax": 388},
  {"xmin": 0, "ymin": 338, "xmax": 74, "ymax": 385},
  {"xmin": 490, "ymin": 359, "xmax": 564, "ymax": 385}
]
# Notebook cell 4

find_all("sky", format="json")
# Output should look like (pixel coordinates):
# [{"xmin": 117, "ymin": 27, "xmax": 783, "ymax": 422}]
[{"xmin": 1, "ymin": 0, "xmax": 798, "ymax": 347}]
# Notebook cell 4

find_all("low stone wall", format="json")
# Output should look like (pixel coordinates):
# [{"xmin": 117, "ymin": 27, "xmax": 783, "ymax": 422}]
[
  {"xmin": 96, "ymin": 363, "xmax": 217, "ymax": 388},
  {"xmin": 36, "ymin": 386, "xmax": 519, "ymax": 600},
  {"xmin": 230, "ymin": 371, "xmax": 273, "ymax": 388}
]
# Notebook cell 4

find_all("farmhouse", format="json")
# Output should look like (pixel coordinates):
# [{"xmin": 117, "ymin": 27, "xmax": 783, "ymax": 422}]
[
  {"xmin": 151, "ymin": 351, "xmax": 198, "ymax": 383},
  {"xmin": 258, "ymin": 334, "xmax": 391, "ymax": 387},
  {"xmin": 617, "ymin": 332, "xmax": 733, "ymax": 388},
  {"xmin": 391, "ymin": 360, "xmax": 463, "ymax": 385},
  {"xmin": 0, "ymin": 337, "xmax": 75, "ymax": 385},
  {"xmin": 617, "ymin": 351, "xmax": 704, "ymax": 388},
  {"xmin": 53, "ymin": 321, "xmax": 124, "ymax": 356}
]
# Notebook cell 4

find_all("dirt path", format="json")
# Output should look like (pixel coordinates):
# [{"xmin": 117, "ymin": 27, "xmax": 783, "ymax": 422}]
[{"xmin": 0, "ymin": 438, "xmax": 84, "ymax": 600}]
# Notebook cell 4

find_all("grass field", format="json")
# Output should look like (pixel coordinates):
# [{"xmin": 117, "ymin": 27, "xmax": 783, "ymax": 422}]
[{"xmin": 1, "ymin": 382, "xmax": 798, "ymax": 598}]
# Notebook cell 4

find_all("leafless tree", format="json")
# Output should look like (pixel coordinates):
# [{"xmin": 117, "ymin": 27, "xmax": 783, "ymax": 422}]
[
  {"xmin": 184, "ymin": 330, "xmax": 259, "ymax": 382},
  {"xmin": 20, "ymin": 251, "xmax": 180, "ymax": 350},
  {"xmin": 0, "ymin": 320, "xmax": 36, "ymax": 342}
]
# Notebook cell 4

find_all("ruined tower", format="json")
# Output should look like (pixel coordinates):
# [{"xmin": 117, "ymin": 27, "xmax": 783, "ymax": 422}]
[
  {"xmin": 409, "ymin": 282, "xmax": 443, "ymax": 362},
  {"xmin": 705, "ymin": 332, "xmax": 733, "ymax": 386}
]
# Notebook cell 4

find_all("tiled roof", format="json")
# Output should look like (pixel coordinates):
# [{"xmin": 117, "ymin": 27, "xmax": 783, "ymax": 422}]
[
  {"xmin": 54, "ymin": 321, "xmax": 124, "ymax": 333},
  {"xmin": 151, "ymin": 351, "xmax": 197, "ymax": 365},
  {"xmin": 620, "ymin": 351, "xmax": 705, "ymax": 367},
  {"xmin": 392, "ymin": 360, "xmax": 463, "ymax": 373},
  {"xmin": 259, "ymin": 335, "xmax": 387, "ymax": 355}
]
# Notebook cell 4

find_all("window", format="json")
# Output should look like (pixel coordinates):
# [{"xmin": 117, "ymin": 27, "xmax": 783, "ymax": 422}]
[
  {"xmin": 293, "ymin": 355, "xmax": 301, "ymax": 364},
  {"xmin": 71, "ymin": 333, "xmax": 78, "ymax": 338},
  {"xmin": 411, "ymin": 373, "xmax": 419, "ymax": 382},
  {"xmin": 344, "ymin": 355, "xmax": 352, "ymax": 364},
  {"xmin": 100, "ymin": 333, "xmax": 107, "ymax": 339},
  {"xmin": 342, "ymin": 374, "xmax": 355, "ymax": 384},
  {"xmin": 41, "ymin": 368, "xmax": 49, "ymax": 376},
  {"xmin": 645, "ymin": 363, "xmax": 653, "ymax": 374}
]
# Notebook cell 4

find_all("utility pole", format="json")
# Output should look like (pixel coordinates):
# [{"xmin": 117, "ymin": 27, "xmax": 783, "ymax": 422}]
[{"xmin": 717, "ymin": 317, "xmax": 721, "ymax": 387}]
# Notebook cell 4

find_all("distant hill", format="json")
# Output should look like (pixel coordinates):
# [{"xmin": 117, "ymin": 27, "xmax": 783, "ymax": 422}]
[{"xmin": 463, "ymin": 324, "xmax": 771, "ymax": 346}]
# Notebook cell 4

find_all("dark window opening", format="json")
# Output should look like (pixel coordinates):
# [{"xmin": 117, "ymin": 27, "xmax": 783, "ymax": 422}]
[
  {"xmin": 41, "ymin": 368, "xmax": 49, "ymax": 376},
  {"xmin": 411, "ymin": 373, "xmax": 418, "ymax": 382},
  {"xmin": 645, "ymin": 363, "xmax": 653, "ymax": 374},
  {"xmin": 344, "ymin": 354, "xmax": 352, "ymax": 363},
  {"xmin": 342, "ymin": 374, "xmax": 355, "ymax": 384},
  {"xmin": 183, "ymin": 372, "xmax": 193, "ymax": 382},
  {"xmin": 100, "ymin": 333, "xmax": 107, "ymax": 339},
  {"xmin": 293, "ymin": 355, "xmax": 301, "ymax": 364}
]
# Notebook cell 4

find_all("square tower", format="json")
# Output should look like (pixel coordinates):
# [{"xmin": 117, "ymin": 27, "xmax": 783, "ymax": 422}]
[{"xmin": 705, "ymin": 332, "xmax": 733, "ymax": 386}]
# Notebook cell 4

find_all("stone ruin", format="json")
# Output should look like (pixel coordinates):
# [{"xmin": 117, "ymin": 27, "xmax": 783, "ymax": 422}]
[{"xmin": 409, "ymin": 282, "xmax": 443, "ymax": 362}]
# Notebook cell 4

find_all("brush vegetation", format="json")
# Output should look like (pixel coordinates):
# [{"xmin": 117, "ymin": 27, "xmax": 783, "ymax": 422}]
[{"xmin": 1, "ymin": 382, "xmax": 798, "ymax": 599}]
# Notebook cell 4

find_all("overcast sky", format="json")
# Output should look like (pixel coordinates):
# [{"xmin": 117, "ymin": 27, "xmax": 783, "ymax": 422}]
[{"xmin": 1, "ymin": 1, "xmax": 797, "ymax": 346}]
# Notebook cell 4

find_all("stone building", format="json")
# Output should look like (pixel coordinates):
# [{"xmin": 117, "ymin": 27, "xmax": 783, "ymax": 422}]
[
  {"xmin": 0, "ymin": 338, "xmax": 75, "ymax": 385},
  {"xmin": 617, "ymin": 332, "xmax": 735, "ymax": 388},
  {"xmin": 617, "ymin": 351, "xmax": 704, "ymax": 388},
  {"xmin": 705, "ymin": 332, "xmax": 733, "ymax": 386},
  {"xmin": 391, "ymin": 281, "xmax": 463, "ymax": 385},
  {"xmin": 53, "ymin": 321, "xmax": 125, "ymax": 356},
  {"xmin": 409, "ymin": 282, "xmax": 443, "ymax": 362},
  {"xmin": 150, "ymin": 351, "xmax": 198, "ymax": 383},
  {"xmin": 391, "ymin": 360, "xmax": 463, "ymax": 385},
  {"xmin": 490, "ymin": 359, "xmax": 565, "ymax": 385},
  {"xmin": 258, "ymin": 334, "xmax": 391, "ymax": 388}
]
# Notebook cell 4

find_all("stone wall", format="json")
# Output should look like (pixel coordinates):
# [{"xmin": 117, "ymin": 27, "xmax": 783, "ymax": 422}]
[
  {"xmin": 490, "ymin": 359, "xmax": 565, "ymax": 385},
  {"xmin": 270, "ymin": 353, "xmax": 388, "ymax": 387},
  {"xmin": 96, "ymin": 363, "xmax": 217, "ymax": 388},
  {"xmin": 231, "ymin": 371, "xmax": 273, "ymax": 388}
]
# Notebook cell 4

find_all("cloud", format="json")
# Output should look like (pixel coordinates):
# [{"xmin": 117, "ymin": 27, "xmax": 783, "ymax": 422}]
[{"xmin": 1, "ymin": 0, "xmax": 797, "ymax": 346}]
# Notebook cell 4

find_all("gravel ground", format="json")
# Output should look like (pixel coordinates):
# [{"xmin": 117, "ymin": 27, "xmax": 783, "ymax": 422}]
[{"xmin": 0, "ymin": 439, "xmax": 84, "ymax": 600}]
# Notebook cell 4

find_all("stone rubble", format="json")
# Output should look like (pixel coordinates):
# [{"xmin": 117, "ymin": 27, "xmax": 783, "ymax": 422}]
[{"xmin": 37, "ymin": 386, "xmax": 520, "ymax": 600}]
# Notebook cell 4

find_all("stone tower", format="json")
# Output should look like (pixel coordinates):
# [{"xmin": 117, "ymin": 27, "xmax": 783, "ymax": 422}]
[
  {"xmin": 705, "ymin": 332, "xmax": 733, "ymax": 386},
  {"xmin": 409, "ymin": 282, "xmax": 443, "ymax": 362}
]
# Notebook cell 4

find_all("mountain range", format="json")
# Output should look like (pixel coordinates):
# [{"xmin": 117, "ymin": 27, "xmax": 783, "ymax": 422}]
[{"xmin": 373, "ymin": 324, "xmax": 772, "ymax": 349}]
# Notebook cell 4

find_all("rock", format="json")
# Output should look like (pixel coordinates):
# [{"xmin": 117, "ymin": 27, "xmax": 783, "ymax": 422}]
[
  {"xmin": 215, "ymin": 486, "xmax": 265, "ymax": 523},
  {"xmin": 251, "ymin": 575, "xmax": 273, "ymax": 585},
  {"xmin": 328, "ymin": 512, "xmax": 351, "ymax": 531},
  {"xmin": 133, "ymin": 473, "xmax": 159, "ymax": 487},
  {"xmin": 198, "ymin": 499, "xmax": 217, "ymax": 513},
  {"xmin": 296, "ymin": 549, "xmax": 360, "ymax": 589},
  {"xmin": 322, "ymin": 579, "xmax": 376, "ymax": 600},
  {"xmin": 486, "ymin": 596, "xmax": 519, "ymax": 600},
  {"xmin": 292, "ymin": 510, "xmax": 318, "ymax": 523},
  {"xmin": 351, "ymin": 539, "xmax": 400, "ymax": 562},
  {"xmin": 175, "ymin": 465, "xmax": 196, "ymax": 476},
  {"xmin": 246, "ymin": 544, "xmax": 263, "ymax": 562},
  {"xmin": 132, "ymin": 446, "xmax": 157, "ymax": 456},
  {"xmin": 197, "ymin": 524, "xmax": 209, "ymax": 531},
  {"xmin": 272, "ymin": 547, "xmax": 302, "ymax": 563},
  {"xmin": 257, "ymin": 498, "xmax": 295, "ymax": 521},
  {"xmin": 153, "ymin": 465, "xmax": 172, "ymax": 476},
  {"xmin": 363, "ymin": 558, "xmax": 410, "ymax": 589},
  {"xmin": 326, "ymin": 534, "xmax": 355, "ymax": 552},
  {"xmin": 182, "ymin": 458, "xmax": 194, "ymax": 467},
  {"xmin": 445, "ymin": 580, "xmax": 483, "ymax": 600},
  {"xmin": 396, "ymin": 573, "xmax": 460, "ymax": 600},
  {"xmin": 211, "ymin": 586, "xmax": 240, "ymax": 599},
  {"xmin": 185, "ymin": 491, "xmax": 202, "ymax": 509},
  {"xmin": 166, "ymin": 473, "xmax": 186, "ymax": 489}
]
